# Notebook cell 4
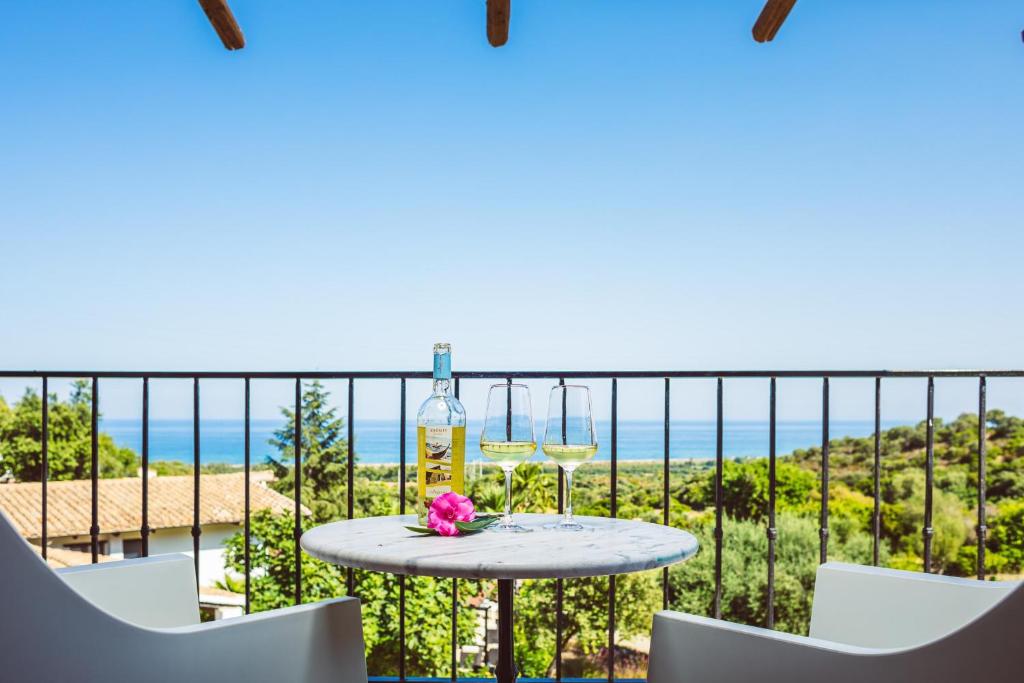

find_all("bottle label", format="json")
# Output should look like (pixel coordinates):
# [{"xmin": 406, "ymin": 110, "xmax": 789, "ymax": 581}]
[
  {"xmin": 417, "ymin": 424, "xmax": 466, "ymax": 521},
  {"xmin": 423, "ymin": 425, "xmax": 453, "ymax": 497}
]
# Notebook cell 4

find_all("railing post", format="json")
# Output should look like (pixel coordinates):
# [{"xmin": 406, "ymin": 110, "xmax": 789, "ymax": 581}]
[
  {"xmin": 713, "ymin": 378, "xmax": 724, "ymax": 619},
  {"xmin": 872, "ymin": 377, "xmax": 881, "ymax": 566},
  {"xmin": 558, "ymin": 377, "xmax": 566, "ymax": 509},
  {"xmin": 399, "ymin": 378, "xmax": 407, "ymax": 682},
  {"xmin": 767, "ymin": 377, "xmax": 777, "ymax": 629},
  {"xmin": 556, "ymin": 377, "xmax": 565, "ymax": 683},
  {"xmin": 608, "ymin": 377, "xmax": 617, "ymax": 683},
  {"xmin": 41, "ymin": 377, "xmax": 48, "ymax": 560},
  {"xmin": 400, "ymin": 378, "xmax": 408, "ymax": 511},
  {"xmin": 977, "ymin": 376, "xmax": 987, "ymax": 580},
  {"xmin": 91, "ymin": 376, "xmax": 99, "ymax": 564},
  {"xmin": 141, "ymin": 377, "xmax": 150, "ymax": 557},
  {"xmin": 505, "ymin": 377, "xmax": 512, "ymax": 441},
  {"xmin": 140, "ymin": 376, "xmax": 149, "ymax": 557},
  {"xmin": 662, "ymin": 377, "xmax": 670, "ymax": 611},
  {"xmin": 244, "ymin": 377, "xmax": 251, "ymax": 614},
  {"xmin": 819, "ymin": 378, "xmax": 830, "ymax": 564},
  {"xmin": 192, "ymin": 378, "xmax": 201, "ymax": 584},
  {"xmin": 923, "ymin": 377, "xmax": 935, "ymax": 573},
  {"xmin": 347, "ymin": 378, "xmax": 355, "ymax": 597},
  {"xmin": 294, "ymin": 378, "xmax": 303, "ymax": 605}
]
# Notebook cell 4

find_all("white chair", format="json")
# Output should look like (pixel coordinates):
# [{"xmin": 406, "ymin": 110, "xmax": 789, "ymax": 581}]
[
  {"xmin": 648, "ymin": 562, "xmax": 1024, "ymax": 682},
  {"xmin": 0, "ymin": 509, "xmax": 368, "ymax": 683}
]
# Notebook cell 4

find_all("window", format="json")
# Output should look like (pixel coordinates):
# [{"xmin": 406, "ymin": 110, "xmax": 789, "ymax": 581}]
[
  {"xmin": 122, "ymin": 539, "xmax": 144, "ymax": 559},
  {"xmin": 63, "ymin": 541, "xmax": 109, "ymax": 556}
]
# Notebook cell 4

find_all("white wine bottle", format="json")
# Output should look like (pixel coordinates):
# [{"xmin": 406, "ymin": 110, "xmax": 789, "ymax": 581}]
[{"xmin": 416, "ymin": 343, "xmax": 467, "ymax": 524}]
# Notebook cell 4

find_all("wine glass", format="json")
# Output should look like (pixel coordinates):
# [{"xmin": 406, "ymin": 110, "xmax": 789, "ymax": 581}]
[
  {"xmin": 543, "ymin": 384, "xmax": 598, "ymax": 531},
  {"xmin": 480, "ymin": 383, "xmax": 537, "ymax": 532}
]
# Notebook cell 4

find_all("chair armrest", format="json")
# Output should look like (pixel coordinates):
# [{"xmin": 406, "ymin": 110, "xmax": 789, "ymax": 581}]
[
  {"xmin": 155, "ymin": 597, "xmax": 367, "ymax": 683},
  {"xmin": 648, "ymin": 611, "xmax": 874, "ymax": 683}
]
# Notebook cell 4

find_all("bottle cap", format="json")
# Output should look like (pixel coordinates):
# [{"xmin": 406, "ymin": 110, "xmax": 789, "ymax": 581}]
[{"xmin": 433, "ymin": 343, "xmax": 452, "ymax": 380}]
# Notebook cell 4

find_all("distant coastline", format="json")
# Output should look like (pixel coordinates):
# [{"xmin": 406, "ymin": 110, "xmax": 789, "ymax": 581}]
[{"xmin": 102, "ymin": 418, "xmax": 908, "ymax": 466}]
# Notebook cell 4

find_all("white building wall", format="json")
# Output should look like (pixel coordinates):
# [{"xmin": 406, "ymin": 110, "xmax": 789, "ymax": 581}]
[
  {"xmin": 146, "ymin": 524, "xmax": 239, "ymax": 588},
  {"xmin": 54, "ymin": 523, "xmax": 243, "ymax": 588}
]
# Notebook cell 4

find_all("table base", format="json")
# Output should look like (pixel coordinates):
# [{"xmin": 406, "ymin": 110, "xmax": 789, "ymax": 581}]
[{"xmin": 497, "ymin": 579, "xmax": 516, "ymax": 683}]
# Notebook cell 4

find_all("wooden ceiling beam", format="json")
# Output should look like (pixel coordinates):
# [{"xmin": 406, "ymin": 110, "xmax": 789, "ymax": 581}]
[
  {"xmin": 198, "ymin": 0, "xmax": 245, "ymax": 51},
  {"xmin": 752, "ymin": 0, "xmax": 797, "ymax": 43},
  {"xmin": 487, "ymin": 0, "xmax": 511, "ymax": 48}
]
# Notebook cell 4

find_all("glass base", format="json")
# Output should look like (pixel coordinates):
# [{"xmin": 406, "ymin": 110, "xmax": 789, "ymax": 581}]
[
  {"xmin": 490, "ymin": 522, "xmax": 532, "ymax": 533},
  {"xmin": 544, "ymin": 521, "xmax": 587, "ymax": 531}
]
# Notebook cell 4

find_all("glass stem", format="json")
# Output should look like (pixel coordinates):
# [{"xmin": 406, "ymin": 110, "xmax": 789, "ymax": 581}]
[
  {"xmin": 564, "ymin": 468, "xmax": 575, "ymax": 524},
  {"xmin": 503, "ymin": 468, "xmax": 514, "ymax": 526}
]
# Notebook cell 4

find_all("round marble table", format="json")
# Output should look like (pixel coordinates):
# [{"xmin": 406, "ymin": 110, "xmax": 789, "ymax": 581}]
[{"xmin": 301, "ymin": 514, "xmax": 699, "ymax": 683}]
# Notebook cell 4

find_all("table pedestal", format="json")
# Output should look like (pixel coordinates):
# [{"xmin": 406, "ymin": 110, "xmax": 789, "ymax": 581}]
[{"xmin": 497, "ymin": 579, "xmax": 516, "ymax": 683}]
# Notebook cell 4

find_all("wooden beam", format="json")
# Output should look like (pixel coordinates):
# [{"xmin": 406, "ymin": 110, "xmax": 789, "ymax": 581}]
[
  {"xmin": 487, "ymin": 0, "xmax": 511, "ymax": 48},
  {"xmin": 752, "ymin": 0, "xmax": 797, "ymax": 43},
  {"xmin": 198, "ymin": 0, "xmax": 245, "ymax": 50}
]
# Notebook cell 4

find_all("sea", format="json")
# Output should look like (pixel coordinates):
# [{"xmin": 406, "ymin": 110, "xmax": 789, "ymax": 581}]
[{"xmin": 101, "ymin": 419, "xmax": 905, "ymax": 466}]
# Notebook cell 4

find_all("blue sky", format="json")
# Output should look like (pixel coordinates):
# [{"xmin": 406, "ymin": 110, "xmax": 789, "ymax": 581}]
[{"xmin": 1, "ymin": 1, "xmax": 1022, "ymax": 420}]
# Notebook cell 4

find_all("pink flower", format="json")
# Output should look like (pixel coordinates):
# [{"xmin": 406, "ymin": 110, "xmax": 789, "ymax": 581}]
[{"xmin": 427, "ymin": 492, "xmax": 476, "ymax": 537}]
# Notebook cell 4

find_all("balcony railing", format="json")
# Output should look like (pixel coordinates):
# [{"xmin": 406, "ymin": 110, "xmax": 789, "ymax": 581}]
[{"xmin": 2, "ymin": 368, "xmax": 1021, "ymax": 682}]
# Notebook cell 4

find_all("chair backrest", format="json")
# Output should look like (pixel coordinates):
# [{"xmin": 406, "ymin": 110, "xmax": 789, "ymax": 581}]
[
  {"xmin": 809, "ymin": 562, "xmax": 1018, "ymax": 648},
  {"xmin": 57, "ymin": 554, "xmax": 200, "ymax": 628}
]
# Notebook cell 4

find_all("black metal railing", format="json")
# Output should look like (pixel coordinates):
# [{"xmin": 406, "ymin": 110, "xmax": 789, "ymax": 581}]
[{"xmin": 3, "ymin": 368, "xmax": 1023, "ymax": 682}]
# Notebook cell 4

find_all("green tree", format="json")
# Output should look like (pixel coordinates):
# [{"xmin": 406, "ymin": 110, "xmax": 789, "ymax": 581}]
[
  {"xmin": 513, "ymin": 572, "xmax": 660, "ymax": 677},
  {"xmin": 225, "ymin": 382, "xmax": 483, "ymax": 676},
  {"xmin": 267, "ymin": 380, "xmax": 351, "ymax": 522},
  {"xmin": 699, "ymin": 459, "xmax": 816, "ymax": 522},
  {"xmin": 466, "ymin": 461, "xmax": 558, "ymax": 515},
  {"xmin": 223, "ymin": 510, "xmax": 476, "ymax": 676},
  {"xmin": 511, "ymin": 461, "xmax": 557, "ymax": 512},
  {"xmin": 0, "ymin": 382, "xmax": 138, "ymax": 481},
  {"xmin": 882, "ymin": 471, "xmax": 968, "ymax": 573},
  {"xmin": 988, "ymin": 499, "xmax": 1024, "ymax": 572},
  {"xmin": 0, "ymin": 396, "xmax": 9, "ymax": 428}
]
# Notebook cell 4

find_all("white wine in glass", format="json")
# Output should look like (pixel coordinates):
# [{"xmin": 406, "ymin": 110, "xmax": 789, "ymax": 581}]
[
  {"xmin": 480, "ymin": 383, "xmax": 537, "ymax": 532},
  {"xmin": 543, "ymin": 384, "xmax": 598, "ymax": 531},
  {"xmin": 479, "ymin": 440, "xmax": 537, "ymax": 469},
  {"xmin": 540, "ymin": 443, "xmax": 598, "ymax": 469}
]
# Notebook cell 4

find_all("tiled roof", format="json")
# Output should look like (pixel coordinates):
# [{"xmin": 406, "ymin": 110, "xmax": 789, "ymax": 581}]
[{"xmin": 0, "ymin": 472, "xmax": 304, "ymax": 539}]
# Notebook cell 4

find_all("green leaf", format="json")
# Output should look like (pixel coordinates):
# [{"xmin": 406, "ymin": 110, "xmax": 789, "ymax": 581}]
[
  {"xmin": 404, "ymin": 525, "xmax": 438, "ymax": 535},
  {"xmin": 455, "ymin": 517, "xmax": 500, "ymax": 532}
]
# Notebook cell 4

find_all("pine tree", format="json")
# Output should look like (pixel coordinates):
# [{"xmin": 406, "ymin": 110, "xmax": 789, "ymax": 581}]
[{"xmin": 267, "ymin": 380, "xmax": 351, "ymax": 522}]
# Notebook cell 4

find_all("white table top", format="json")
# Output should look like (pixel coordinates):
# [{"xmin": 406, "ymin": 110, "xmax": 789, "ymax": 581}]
[{"xmin": 300, "ymin": 513, "xmax": 699, "ymax": 580}]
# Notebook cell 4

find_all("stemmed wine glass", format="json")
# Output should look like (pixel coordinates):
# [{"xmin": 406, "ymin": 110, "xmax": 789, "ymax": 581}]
[
  {"xmin": 543, "ymin": 385, "xmax": 598, "ymax": 531},
  {"xmin": 480, "ymin": 383, "xmax": 537, "ymax": 532}
]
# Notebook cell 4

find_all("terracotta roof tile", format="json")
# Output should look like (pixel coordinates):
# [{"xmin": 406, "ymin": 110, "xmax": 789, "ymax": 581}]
[{"xmin": 0, "ymin": 472, "xmax": 304, "ymax": 539}]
